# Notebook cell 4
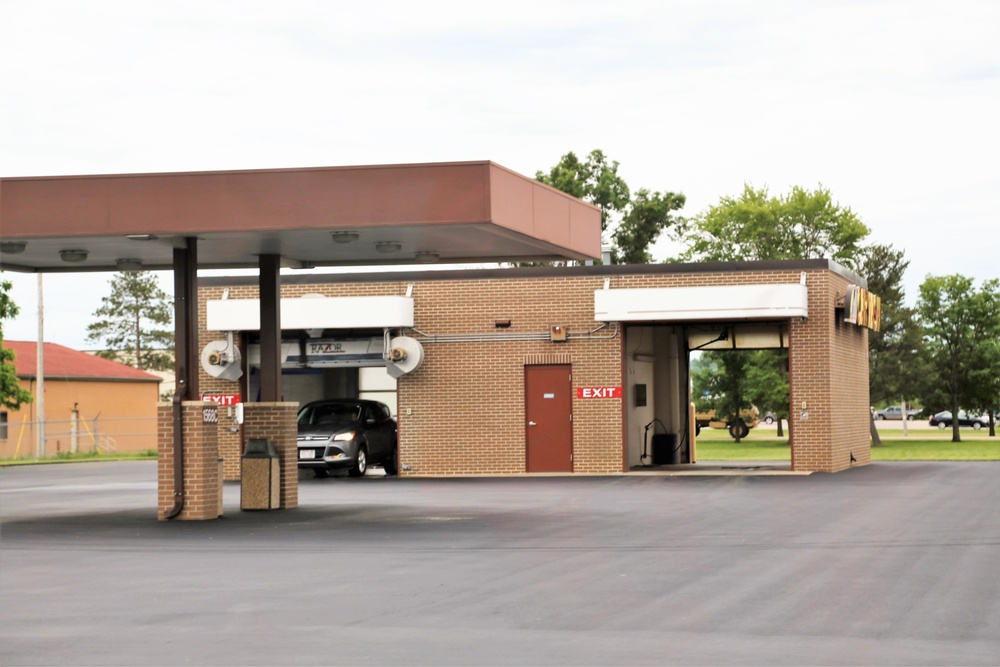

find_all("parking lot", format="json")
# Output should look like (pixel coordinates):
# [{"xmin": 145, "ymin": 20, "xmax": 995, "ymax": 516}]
[{"xmin": 2, "ymin": 461, "xmax": 998, "ymax": 666}]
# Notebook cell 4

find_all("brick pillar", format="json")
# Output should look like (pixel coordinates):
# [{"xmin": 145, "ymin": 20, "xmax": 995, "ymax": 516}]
[
  {"xmin": 157, "ymin": 401, "xmax": 221, "ymax": 521},
  {"xmin": 218, "ymin": 424, "xmax": 243, "ymax": 481},
  {"xmin": 241, "ymin": 402, "xmax": 298, "ymax": 510},
  {"xmin": 788, "ymin": 273, "xmax": 871, "ymax": 473}
]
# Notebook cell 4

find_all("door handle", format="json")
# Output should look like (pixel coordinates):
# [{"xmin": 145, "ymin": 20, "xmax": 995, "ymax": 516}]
[{"xmin": 528, "ymin": 421, "xmax": 537, "ymax": 426}]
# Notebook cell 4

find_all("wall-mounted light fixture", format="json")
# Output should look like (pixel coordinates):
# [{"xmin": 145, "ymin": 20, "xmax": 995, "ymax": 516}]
[
  {"xmin": 115, "ymin": 258, "xmax": 143, "ymax": 271},
  {"xmin": 375, "ymin": 241, "xmax": 402, "ymax": 254},
  {"xmin": 59, "ymin": 249, "xmax": 88, "ymax": 263},
  {"xmin": 0, "ymin": 241, "xmax": 27, "ymax": 254},
  {"xmin": 125, "ymin": 234, "xmax": 158, "ymax": 241},
  {"xmin": 414, "ymin": 251, "xmax": 439, "ymax": 263},
  {"xmin": 331, "ymin": 231, "xmax": 360, "ymax": 244}
]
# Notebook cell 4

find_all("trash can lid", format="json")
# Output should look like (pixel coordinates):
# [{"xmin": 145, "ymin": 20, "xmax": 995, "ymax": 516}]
[{"xmin": 243, "ymin": 438, "xmax": 280, "ymax": 458}]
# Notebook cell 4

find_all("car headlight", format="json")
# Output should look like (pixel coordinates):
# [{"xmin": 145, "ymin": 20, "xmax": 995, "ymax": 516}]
[{"xmin": 333, "ymin": 431, "xmax": 356, "ymax": 442}]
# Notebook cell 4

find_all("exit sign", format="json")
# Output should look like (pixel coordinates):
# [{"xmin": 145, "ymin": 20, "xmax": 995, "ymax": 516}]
[
  {"xmin": 576, "ymin": 387, "xmax": 622, "ymax": 399},
  {"xmin": 202, "ymin": 393, "xmax": 241, "ymax": 406}
]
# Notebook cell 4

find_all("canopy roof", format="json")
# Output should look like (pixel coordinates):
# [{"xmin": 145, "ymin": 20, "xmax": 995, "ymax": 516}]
[{"xmin": 0, "ymin": 161, "xmax": 601, "ymax": 272}]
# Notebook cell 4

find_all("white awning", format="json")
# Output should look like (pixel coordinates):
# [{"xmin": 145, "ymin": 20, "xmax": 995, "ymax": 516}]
[
  {"xmin": 594, "ymin": 283, "xmax": 808, "ymax": 322},
  {"xmin": 207, "ymin": 295, "xmax": 414, "ymax": 331}
]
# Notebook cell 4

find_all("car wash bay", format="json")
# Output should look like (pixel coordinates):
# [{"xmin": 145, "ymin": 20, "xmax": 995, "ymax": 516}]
[{"xmin": 197, "ymin": 259, "xmax": 876, "ymax": 480}]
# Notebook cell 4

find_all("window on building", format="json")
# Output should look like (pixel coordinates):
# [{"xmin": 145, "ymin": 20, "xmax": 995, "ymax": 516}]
[{"xmin": 0, "ymin": 412, "xmax": 7, "ymax": 441}]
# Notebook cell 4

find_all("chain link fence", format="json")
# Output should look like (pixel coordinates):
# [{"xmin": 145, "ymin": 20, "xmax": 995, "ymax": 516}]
[{"xmin": 1, "ymin": 415, "xmax": 157, "ymax": 459}]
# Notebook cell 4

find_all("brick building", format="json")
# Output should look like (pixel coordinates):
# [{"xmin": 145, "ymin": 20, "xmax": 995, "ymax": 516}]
[
  {"xmin": 1, "ymin": 341, "xmax": 161, "ymax": 458},
  {"xmin": 198, "ymin": 258, "xmax": 874, "ymax": 479}
]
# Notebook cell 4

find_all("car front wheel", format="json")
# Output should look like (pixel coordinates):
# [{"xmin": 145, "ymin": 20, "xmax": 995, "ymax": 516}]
[
  {"xmin": 973, "ymin": 422, "xmax": 983, "ymax": 430},
  {"xmin": 937, "ymin": 422, "xmax": 947, "ymax": 429},
  {"xmin": 349, "ymin": 446, "xmax": 368, "ymax": 477}
]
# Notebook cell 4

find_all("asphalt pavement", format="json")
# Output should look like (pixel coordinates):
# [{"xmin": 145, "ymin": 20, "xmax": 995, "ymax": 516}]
[{"xmin": 1, "ymin": 461, "xmax": 998, "ymax": 666}]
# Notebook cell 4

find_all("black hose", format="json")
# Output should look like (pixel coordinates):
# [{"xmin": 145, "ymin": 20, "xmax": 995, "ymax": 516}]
[{"xmin": 641, "ymin": 418, "xmax": 669, "ymax": 466}]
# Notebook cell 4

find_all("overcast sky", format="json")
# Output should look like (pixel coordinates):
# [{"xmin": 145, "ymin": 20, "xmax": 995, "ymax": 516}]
[{"xmin": 2, "ymin": 0, "xmax": 997, "ymax": 349}]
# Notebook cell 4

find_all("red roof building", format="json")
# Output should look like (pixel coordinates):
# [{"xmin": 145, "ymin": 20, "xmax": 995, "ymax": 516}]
[
  {"xmin": 5, "ymin": 341, "xmax": 161, "ymax": 381},
  {"xmin": 1, "ymin": 341, "xmax": 161, "ymax": 458}
]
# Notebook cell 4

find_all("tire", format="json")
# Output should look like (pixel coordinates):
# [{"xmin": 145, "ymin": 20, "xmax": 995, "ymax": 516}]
[
  {"xmin": 937, "ymin": 422, "xmax": 947, "ymax": 430},
  {"xmin": 383, "ymin": 446, "xmax": 399, "ymax": 476},
  {"xmin": 876, "ymin": 414, "xmax": 885, "ymax": 420},
  {"xmin": 348, "ymin": 446, "xmax": 368, "ymax": 477},
  {"xmin": 973, "ymin": 422, "xmax": 982, "ymax": 430},
  {"xmin": 728, "ymin": 419, "xmax": 749, "ymax": 440},
  {"xmin": 695, "ymin": 423, "xmax": 701, "ymax": 436},
  {"xmin": 764, "ymin": 416, "xmax": 774, "ymax": 425}
]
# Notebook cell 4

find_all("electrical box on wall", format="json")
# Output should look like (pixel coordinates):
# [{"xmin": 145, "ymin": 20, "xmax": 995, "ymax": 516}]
[
  {"xmin": 634, "ymin": 384, "xmax": 647, "ymax": 407},
  {"xmin": 550, "ymin": 325, "xmax": 568, "ymax": 342}
]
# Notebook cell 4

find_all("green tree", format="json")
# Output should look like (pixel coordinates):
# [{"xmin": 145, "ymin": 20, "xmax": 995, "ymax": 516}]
[
  {"xmin": 86, "ymin": 271, "xmax": 173, "ymax": 371},
  {"xmin": 857, "ymin": 243, "xmax": 927, "ymax": 444},
  {"xmin": 536, "ymin": 149, "xmax": 685, "ymax": 264},
  {"xmin": 967, "ymin": 335, "xmax": 1000, "ymax": 437},
  {"xmin": 917, "ymin": 275, "xmax": 1000, "ymax": 443},
  {"xmin": 680, "ymin": 184, "xmax": 870, "ymax": 268},
  {"xmin": 0, "ymin": 280, "xmax": 33, "ymax": 410},
  {"xmin": 692, "ymin": 350, "xmax": 753, "ymax": 442},
  {"xmin": 744, "ymin": 350, "xmax": 789, "ymax": 437},
  {"xmin": 682, "ymin": 183, "xmax": 873, "ymax": 441},
  {"xmin": 961, "ymin": 280, "xmax": 1000, "ymax": 437}
]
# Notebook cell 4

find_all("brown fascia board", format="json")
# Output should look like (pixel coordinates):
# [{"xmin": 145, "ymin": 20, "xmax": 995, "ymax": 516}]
[
  {"xmin": 0, "ymin": 161, "xmax": 498, "ymax": 237},
  {"xmin": 198, "ymin": 258, "xmax": 867, "ymax": 289}
]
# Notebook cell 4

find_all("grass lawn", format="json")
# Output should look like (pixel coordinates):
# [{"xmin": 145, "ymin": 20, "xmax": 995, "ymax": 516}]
[
  {"xmin": 0, "ymin": 449, "xmax": 158, "ymax": 466},
  {"xmin": 695, "ymin": 428, "xmax": 1000, "ymax": 461}
]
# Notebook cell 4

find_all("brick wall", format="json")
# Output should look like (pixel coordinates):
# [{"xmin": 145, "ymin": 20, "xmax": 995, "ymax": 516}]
[
  {"xmin": 241, "ymin": 402, "xmax": 298, "ymax": 509},
  {"xmin": 787, "ymin": 272, "xmax": 871, "ymax": 472},
  {"xmin": 157, "ymin": 401, "xmax": 221, "ymax": 521},
  {"xmin": 196, "ymin": 263, "xmax": 871, "ymax": 476}
]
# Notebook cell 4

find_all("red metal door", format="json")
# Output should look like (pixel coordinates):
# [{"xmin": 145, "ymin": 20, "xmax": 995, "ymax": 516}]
[{"xmin": 525, "ymin": 365, "xmax": 573, "ymax": 472}]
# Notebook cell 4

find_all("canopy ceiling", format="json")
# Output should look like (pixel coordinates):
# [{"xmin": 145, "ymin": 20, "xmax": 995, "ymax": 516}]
[{"xmin": 0, "ymin": 161, "xmax": 601, "ymax": 272}]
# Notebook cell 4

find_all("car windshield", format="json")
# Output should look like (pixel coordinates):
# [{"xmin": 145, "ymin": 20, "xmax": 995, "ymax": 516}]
[{"xmin": 298, "ymin": 404, "xmax": 362, "ymax": 426}]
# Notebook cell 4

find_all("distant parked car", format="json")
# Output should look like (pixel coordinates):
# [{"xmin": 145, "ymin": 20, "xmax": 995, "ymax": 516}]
[
  {"xmin": 875, "ymin": 406, "xmax": 922, "ymax": 421},
  {"xmin": 297, "ymin": 399, "xmax": 398, "ymax": 477},
  {"xmin": 928, "ymin": 410, "xmax": 988, "ymax": 430}
]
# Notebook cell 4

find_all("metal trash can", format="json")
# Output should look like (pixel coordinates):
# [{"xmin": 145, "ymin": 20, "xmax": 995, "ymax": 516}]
[{"xmin": 241, "ymin": 439, "xmax": 281, "ymax": 510}]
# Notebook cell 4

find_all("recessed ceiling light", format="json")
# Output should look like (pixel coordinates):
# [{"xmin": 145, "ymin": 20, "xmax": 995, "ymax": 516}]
[
  {"xmin": 116, "ymin": 258, "xmax": 143, "ymax": 271},
  {"xmin": 59, "ymin": 249, "xmax": 88, "ymax": 263},
  {"xmin": 331, "ymin": 232, "xmax": 360, "ymax": 244},
  {"xmin": 414, "ymin": 251, "xmax": 440, "ymax": 263},
  {"xmin": 0, "ymin": 241, "xmax": 27, "ymax": 254},
  {"xmin": 375, "ymin": 241, "xmax": 402, "ymax": 254}
]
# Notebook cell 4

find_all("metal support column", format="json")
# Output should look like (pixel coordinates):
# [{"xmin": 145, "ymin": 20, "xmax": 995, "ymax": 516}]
[
  {"xmin": 174, "ymin": 238, "xmax": 199, "ymax": 402},
  {"xmin": 258, "ymin": 254, "xmax": 282, "ymax": 402}
]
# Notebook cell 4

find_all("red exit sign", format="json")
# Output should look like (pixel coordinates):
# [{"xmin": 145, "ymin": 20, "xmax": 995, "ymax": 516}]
[
  {"xmin": 202, "ymin": 393, "xmax": 241, "ymax": 406},
  {"xmin": 577, "ymin": 387, "xmax": 622, "ymax": 399}
]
